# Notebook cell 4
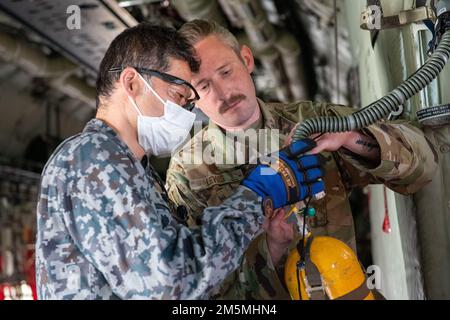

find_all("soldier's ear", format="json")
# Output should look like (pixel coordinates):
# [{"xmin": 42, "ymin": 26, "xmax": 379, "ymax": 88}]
[
  {"xmin": 239, "ymin": 45, "xmax": 255, "ymax": 74},
  {"xmin": 120, "ymin": 67, "xmax": 141, "ymax": 99}
]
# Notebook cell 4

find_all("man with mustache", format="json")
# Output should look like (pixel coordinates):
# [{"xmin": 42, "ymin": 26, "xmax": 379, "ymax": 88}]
[{"xmin": 165, "ymin": 20, "xmax": 438, "ymax": 299}]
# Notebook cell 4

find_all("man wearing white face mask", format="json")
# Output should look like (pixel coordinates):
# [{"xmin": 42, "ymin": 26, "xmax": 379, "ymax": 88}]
[
  {"xmin": 35, "ymin": 23, "xmax": 325, "ymax": 300},
  {"xmin": 126, "ymin": 70, "xmax": 197, "ymax": 157}
]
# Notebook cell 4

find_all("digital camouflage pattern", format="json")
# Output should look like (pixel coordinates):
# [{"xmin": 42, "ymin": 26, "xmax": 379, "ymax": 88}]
[
  {"xmin": 165, "ymin": 99, "xmax": 439, "ymax": 299},
  {"xmin": 36, "ymin": 118, "xmax": 265, "ymax": 300}
]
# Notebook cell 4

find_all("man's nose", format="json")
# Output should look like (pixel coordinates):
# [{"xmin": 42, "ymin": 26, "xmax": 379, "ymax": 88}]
[{"xmin": 211, "ymin": 82, "xmax": 227, "ymax": 101}]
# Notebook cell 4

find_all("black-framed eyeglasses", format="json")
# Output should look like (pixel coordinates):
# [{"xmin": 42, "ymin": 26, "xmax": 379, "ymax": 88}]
[{"xmin": 108, "ymin": 66, "xmax": 200, "ymax": 111}]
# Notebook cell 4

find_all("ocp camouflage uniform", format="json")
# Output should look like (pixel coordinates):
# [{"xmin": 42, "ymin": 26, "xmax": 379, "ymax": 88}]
[
  {"xmin": 165, "ymin": 99, "xmax": 438, "ymax": 299},
  {"xmin": 36, "ymin": 118, "xmax": 265, "ymax": 300}
]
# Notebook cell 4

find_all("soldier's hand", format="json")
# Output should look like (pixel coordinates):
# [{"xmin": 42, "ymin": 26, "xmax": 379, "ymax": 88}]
[
  {"xmin": 306, "ymin": 132, "xmax": 356, "ymax": 154},
  {"xmin": 308, "ymin": 131, "xmax": 381, "ymax": 162},
  {"xmin": 285, "ymin": 126, "xmax": 380, "ymax": 162},
  {"xmin": 263, "ymin": 207, "xmax": 296, "ymax": 266},
  {"xmin": 241, "ymin": 138, "xmax": 326, "ymax": 214},
  {"xmin": 284, "ymin": 125, "xmax": 354, "ymax": 150}
]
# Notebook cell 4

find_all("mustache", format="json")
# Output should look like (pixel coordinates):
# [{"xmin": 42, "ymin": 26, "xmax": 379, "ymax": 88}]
[{"xmin": 219, "ymin": 94, "xmax": 246, "ymax": 114}]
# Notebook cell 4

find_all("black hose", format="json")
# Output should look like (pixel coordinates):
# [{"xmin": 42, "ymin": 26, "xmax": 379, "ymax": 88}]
[{"xmin": 293, "ymin": 30, "xmax": 450, "ymax": 140}]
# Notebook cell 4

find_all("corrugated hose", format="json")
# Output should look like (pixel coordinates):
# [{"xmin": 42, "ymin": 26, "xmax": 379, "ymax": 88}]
[{"xmin": 293, "ymin": 29, "xmax": 450, "ymax": 140}]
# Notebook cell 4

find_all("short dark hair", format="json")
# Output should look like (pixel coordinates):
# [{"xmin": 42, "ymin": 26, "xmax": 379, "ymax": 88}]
[{"xmin": 95, "ymin": 23, "xmax": 199, "ymax": 108}]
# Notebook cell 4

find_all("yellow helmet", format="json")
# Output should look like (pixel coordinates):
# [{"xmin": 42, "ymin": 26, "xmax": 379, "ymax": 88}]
[{"xmin": 284, "ymin": 235, "xmax": 375, "ymax": 300}]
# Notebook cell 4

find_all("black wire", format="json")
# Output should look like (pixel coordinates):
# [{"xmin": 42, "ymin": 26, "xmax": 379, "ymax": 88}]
[
  {"xmin": 294, "ymin": 132, "xmax": 323, "ymax": 300},
  {"xmin": 296, "ymin": 196, "xmax": 312, "ymax": 300}
]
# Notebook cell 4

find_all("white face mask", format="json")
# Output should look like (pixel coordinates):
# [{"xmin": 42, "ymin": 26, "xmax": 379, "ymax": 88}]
[{"xmin": 128, "ymin": 73, "xmax": 196, "ymax": 157}]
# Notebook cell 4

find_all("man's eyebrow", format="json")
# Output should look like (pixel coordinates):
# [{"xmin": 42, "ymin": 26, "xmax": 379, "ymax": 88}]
[
  {"xmin": 194, "ymin": 63, "xmax": 231, "ymax": 87},
  {"xmin": 216, "ymin": 63, "xmax": 230, "ymax": 72},
  {"xmin": 194, "ymin": 78, "xmax": 207, "ymax": 87}
]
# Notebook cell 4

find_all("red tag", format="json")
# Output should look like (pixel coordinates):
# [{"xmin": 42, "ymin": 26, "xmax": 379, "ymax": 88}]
[
  {"xmin": 382, "ymin": 186, "xmax": 391, "ymax": 234},
  {"xmin": 382, "ymin": 214, "xmax": 391, "ymax": 233}
]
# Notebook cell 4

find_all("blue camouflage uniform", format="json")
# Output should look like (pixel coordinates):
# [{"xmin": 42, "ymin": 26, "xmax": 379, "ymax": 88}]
[{"xmin": 36, "ymin": 119, "xmax": 264, "ymax": 300}]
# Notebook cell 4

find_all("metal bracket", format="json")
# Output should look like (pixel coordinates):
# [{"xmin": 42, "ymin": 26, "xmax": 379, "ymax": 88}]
[
  {"xmin": 361, "ymin": 6, "xmax": 436, "ymax": 30},
  {"xmin": 388, "ymin": 104, "xmax": 404, "ymax": 120}
]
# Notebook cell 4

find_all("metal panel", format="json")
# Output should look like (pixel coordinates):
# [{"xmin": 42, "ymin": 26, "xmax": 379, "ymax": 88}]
[{"xmin": 0, "ymin": 0, "xmax": 137, "ymax": 75}]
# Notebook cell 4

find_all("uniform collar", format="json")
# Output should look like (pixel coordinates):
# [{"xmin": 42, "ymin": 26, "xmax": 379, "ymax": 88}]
[
  {"xmin": 84, "ymin": 118, "xmax": 117, "ymax": 136},
  {"xmin": 83, "ymin": 118, "xmax": 138, "ymax": 163},
  {"xmin": 257, "ymin": 98, "xmax": 278, "ymax": 129}
]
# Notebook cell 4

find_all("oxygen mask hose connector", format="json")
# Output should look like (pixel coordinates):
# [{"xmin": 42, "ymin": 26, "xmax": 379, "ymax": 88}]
[{"xmin": 436, "ymin": 0, "xmax": 450, "ymax": 39}]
